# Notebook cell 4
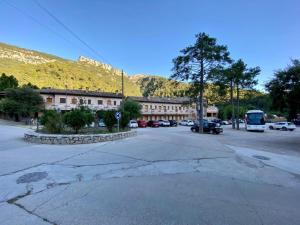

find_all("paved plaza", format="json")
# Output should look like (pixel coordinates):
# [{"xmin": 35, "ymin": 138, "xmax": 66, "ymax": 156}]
[{"xmin": 0, "ymin": 124, "xmax": 300, "ymax": 225}]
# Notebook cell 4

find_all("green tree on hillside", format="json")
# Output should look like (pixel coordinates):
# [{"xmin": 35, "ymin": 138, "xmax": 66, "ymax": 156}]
[
  {"xmin": 266, "ymin": 59, "xmax": 300, "ymax": 120},
  {"xmin": 0, "ymin": 73, "xmax": 18, "ymax": 91},
  {"xmin": 231, "ymin": 59, "xmax": 260, "ymax": 129},
  {"xmin": 22, "ymin": 82, "xmax": 39, "ymax": 89},
  {"xmin": 0, "ymin": 87, "xmax": 44, "ymax": 121},
  {"xmin": 171, "ymin": 32, "xmax": 231, "ymax": 133}
]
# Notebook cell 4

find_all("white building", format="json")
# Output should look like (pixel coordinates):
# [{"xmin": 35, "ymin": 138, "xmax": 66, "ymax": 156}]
[
  {"xmin": 40, "ymin": 89, "xmax": 122, "ymax": 112},
  {"xmin": 39, "ymin": 89, "xmax": 205, "ymax": 121}
]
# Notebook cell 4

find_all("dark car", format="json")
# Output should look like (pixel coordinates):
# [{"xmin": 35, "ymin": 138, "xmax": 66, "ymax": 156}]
[
  {"xmin": 191, "ymin": 120, "xmax": 223, "ymax": 134},
  {"xmin": 137, "ymin": 120, "xmax": 147, "ymax": 128},
  {"xmin": 147, "ymin": 120, "xmax": 160, "ymax": 127},
  {"xmin": 169, "ymin": 120, "xmax": 177, "ymax": 127},
  {"xmin": 211, "ymin": 119, "xmax": 222, "ymax": 124}
]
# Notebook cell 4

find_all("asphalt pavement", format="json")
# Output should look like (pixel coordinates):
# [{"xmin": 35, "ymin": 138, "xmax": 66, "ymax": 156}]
[{"xmin": 0, "ymin": 123, "xmax": 300, "ymax": 225}]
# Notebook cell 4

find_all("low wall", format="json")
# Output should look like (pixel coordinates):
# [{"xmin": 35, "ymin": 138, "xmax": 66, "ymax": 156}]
[{"xmin": 24, "ymin": 130, "xmax": 137, "ymax": 145}]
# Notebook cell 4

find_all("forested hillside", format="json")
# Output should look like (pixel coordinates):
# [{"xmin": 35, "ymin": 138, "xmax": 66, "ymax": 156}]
[
  {"xmin": 0, "ymin": 42, "xmax": 141, "ymax": 96},
  {"xmin": 0, "ymin": 42, "xmax": 265, "ymax": 107}
]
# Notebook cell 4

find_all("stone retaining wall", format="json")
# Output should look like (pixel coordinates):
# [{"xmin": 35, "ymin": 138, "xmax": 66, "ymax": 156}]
[{"xmin": 24, "ymin": 130, "xmax": 137, "ymax": 145}]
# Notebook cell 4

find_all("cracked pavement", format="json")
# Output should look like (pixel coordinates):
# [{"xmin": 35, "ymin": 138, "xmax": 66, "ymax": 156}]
[{"xmin": 0, "ymin": 124, "xmax": 300, "ymax": 225}]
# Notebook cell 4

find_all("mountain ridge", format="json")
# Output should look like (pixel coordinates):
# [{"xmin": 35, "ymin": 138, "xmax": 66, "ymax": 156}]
[
  {"xmin": 0, "ymin": 42, "xmax": 191, "ymax": 98},
  {"xmin": 0, "ymin": 42, "xmax": 142, "ymax": 96}
]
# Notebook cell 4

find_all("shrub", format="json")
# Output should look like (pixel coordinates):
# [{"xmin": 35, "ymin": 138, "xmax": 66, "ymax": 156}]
[
  {"xmin": 83, "ymin": 108, "xmax": 94, "ymax": 125},
  {"xmin": 96, "ymin": 109, "xmax": 106, "ymax": 126},
  {"xmin": 103, "ymin": 110, "xmax": 116, "ymax": 132},
  {"xmin": 63, "ymin": 108, "xmax": 94, "ymax": 133},
  {"xmin": 119, "ymin": 98, "xmax": 142, "ymax": 119},
  {"xmin": 0, "ymin": 87, "xmax": 44, "ymax": 120},
  {"xmin": 0, "ymin": 73, "xmax": 18, "ymax": 91},
  {"xmin": 96, "ymin": 110, "xmax": 106, "ymax": 119},
  {"xmin": 40, "ymin": 110, "xmax": 62, "ymax": 133},
  {"xmin": 120, "ymin": 110, "xmax": 130, "ymax": 129}
]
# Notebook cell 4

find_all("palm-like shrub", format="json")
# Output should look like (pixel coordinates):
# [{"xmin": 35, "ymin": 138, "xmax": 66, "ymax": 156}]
[
  {"xmin": 40, "ymin": 110, "xmax": 62, "ymax": 134},
  {"xmin": 63, "ymin": 108, "xmax": 94, "ymax": 133},
  {"xmin": 103, "ymin": 110, "xmax": 116, "ymax": 132}
]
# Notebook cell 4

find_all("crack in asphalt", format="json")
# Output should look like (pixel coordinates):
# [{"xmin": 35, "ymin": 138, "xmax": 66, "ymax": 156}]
[
  {"xmin": 55, "ymin": 156, "xmax": 230, "ymax": 168},
  {"xmin": 0, "ymin": 157, "xmax": 229, "ymax": 204},
  {"xmin": 31, "ymin": 185, "xmax": 70, "ymax": 213},
  {"xmin": 0, "ymin": 142, "xmax": 108, "ymax": 177},
  {"xmin": 56, "ymin": 161, "xmax": 138, "ymax": 168},
  {"xmin": 93, "ymin": 149, "xmax": 149, "ymax": 162},
  {"xmin": 7, "ymin": 191, "xmax": 58, "ymax": 225},
  {"xmin": 44, "ymin": 187, "xmax": 94, "ymax": 213},
  {"xmin": 0, "ymin": 163, "xmax": 46, "ymax": 177}
]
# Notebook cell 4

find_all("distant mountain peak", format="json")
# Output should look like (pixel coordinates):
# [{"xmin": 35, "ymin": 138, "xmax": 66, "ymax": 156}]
[
  {"xmin": 78, "ymin": 55, "xmax": 128, "ymax": 77},
  {"xmin": 78, "ymin": 56, "xmax": 112, "ymax": 70}
]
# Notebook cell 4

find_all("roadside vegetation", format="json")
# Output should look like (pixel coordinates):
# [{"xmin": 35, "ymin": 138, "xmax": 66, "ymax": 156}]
[
  {"xmin": 0, "ymin": 34, "xmax": 299, "ymax": 128},
  {"xmin": 170, "ymin": 32, "xmax": 299, "ymax": 128},
  {"xmin": 0, "ymin": 83, "xmax": 44, "ymax": 122},
  {"xmin": 39, "ymin": 98, "xmax": 141, "ymax": 134}
]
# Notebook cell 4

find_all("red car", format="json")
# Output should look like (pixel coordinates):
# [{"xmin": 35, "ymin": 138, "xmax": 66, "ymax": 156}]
[
  {"xmin": 138, "ymin": 120, "xmax": 147, "ymax": 128},
  {"xmin": 147, "ymin": 120, "xmax": 160, "ymax": 127}
]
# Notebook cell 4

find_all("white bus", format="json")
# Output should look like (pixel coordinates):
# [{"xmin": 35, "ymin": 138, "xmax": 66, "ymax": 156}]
[{"xmin": 245, "ymin": 110, "xmax": 266, "ymax": 132}]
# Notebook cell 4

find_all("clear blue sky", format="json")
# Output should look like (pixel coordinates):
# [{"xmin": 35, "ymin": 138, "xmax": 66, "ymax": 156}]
[{"xmin": 0, "ymin": 0, "xmax": 299, "ymax": 90}]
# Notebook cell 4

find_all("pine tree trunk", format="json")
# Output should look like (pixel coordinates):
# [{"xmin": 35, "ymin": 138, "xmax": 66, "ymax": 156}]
[
  {"xmin": 236, "ymin": 85, "xmax": 240, "ymax": 130},
  {"xmin": 199, "ymin": 84, "xmax": 204, "ymax": 133},
  {"xmin": 230, "ymin": 80, "xmax": 235, "ymax": 129},
  {"xmin": 198, "ymin": 58, "xmax": 204, "ymax": 133}
]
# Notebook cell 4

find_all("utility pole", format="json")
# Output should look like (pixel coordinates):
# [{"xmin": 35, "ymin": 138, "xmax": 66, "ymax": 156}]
[
  {"xmin": 230, "ymin": 80, "xmax": 236, "ymax": 129},
  {"xmin": 65, "ymin": 83, "xmax": 68, "ymax": 111},
  {"xmin": 121, "ymin": 70, "xmax": 124, "ymax": 100}
]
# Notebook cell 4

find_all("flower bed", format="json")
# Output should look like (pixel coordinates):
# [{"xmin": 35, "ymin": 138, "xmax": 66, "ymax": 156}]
[{"xmin": 24, "ymin": 130, "xmax": 137, "ymax": 145}]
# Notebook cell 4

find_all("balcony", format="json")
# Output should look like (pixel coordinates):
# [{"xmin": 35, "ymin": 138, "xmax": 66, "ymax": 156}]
[{"xmin": 141, "ymin": 109, "xmax": 190, "ymax": 115}]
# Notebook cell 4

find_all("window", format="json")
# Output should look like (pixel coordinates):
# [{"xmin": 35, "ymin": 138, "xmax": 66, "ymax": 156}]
[
  {"xmin": 159, "ymin": 106, "xmax": 162, "ymax": 110},
  {"xmin": 107, "ymin": 100, "xmax": 112, "ymax": 105},
  {"xmin": 98, "ymin": 100, "xmax": 103, "ymax": 105},
  {"xmin": 150, "ymin": 105, "xmax": 152, "ymax": 109},
  {"xmin": 88, "ymin": 99, "xmax": 91, "ymax": 105},
  {"xmin": 79, "ymin": 99, "xmax": 84, "ymax": 105},
  {"xmin": 167, "ymin": 106, "xmax": 169, "ymax": 110},
  {"xmin": 46, "ymin": 97, "xmax": 53, "ymax": 103},
  {"xmin": 71, "ymin": 98, "xmax": 77, "ymax": 104},
  {"xmin": 60, "ymin": 98, "xmax": 66, "ymax": 104},
  {"xmin": 246, "ymin": 113, "xmax": 265, "ymax": 125},
  {"xmin": 155, "ymin": 105, "xmax": 157, "ymax": 109},
  {"xmin": 114, "ymin": 101, "xmax": 117, "ymax": 106},
  {"xmin": 172, "ymin": 106, "xmax": 174, "ymax": 110}
]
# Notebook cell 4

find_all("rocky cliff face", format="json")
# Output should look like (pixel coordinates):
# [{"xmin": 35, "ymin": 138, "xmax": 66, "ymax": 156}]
[
  {"xmin": 78, "ymin": 56, "xmax": 127, "ymax": 77},
  {"xmin": 0, "ymin": 44, "xmax": 56, "ymax": 64}
]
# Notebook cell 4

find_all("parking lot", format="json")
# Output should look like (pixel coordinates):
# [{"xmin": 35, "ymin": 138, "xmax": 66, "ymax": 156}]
[
  {"xmin": 0, "ymin": 123, "xmax": 300, "ymax": 225},
  {"xmin": 218, "ymin": 124, "xmax": 300, "ymax": 156}
]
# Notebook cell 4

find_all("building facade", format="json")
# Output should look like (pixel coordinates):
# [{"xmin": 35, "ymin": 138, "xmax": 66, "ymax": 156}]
[
  {"xmin": 130, "ymin": 96, "xmax": 201, "ymax": 121},
  {"xmin": 206, "ymin": 105, "xmax": 219, "ymax": 119},
  {"xmin": 40, "ymin": 89, "xmax": 122, "ymax": 112},
  {"xmin": 39, "ymin": 89, "xmax": 205, "ymax": 121}
]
